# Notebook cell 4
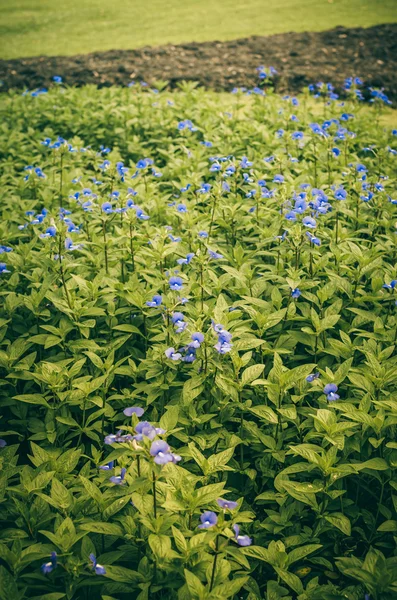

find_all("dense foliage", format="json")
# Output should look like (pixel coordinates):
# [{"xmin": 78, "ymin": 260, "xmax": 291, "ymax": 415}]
[{"xmin": 0, "ymin": 79, "xmax": 396, "ymax": 600}]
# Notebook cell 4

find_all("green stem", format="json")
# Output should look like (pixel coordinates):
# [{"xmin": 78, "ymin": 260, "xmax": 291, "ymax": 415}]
[{"xmin": 209, "ymin": 535, "xmax": 220, "ymax": 591}]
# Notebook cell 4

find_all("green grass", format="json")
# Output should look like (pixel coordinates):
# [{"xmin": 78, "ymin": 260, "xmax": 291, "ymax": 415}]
[{"xmin": 0, "ymin": 0, "xmax": 396, "ymax": 59}]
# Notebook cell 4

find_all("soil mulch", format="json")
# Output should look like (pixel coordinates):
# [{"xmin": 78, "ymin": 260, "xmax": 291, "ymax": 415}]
[{"xmin": 0, "ymin": 24, "xmax": 396, "ymax": 101}]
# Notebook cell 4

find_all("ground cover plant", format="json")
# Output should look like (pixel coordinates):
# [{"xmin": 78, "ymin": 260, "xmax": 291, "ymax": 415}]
[
  {"xmin": 0, "ymin": 75, "xmax": 396, "ymax": 600},
  {"xmin": 1, "ymin": 0, "xmax": 396, "ymax": 59}
]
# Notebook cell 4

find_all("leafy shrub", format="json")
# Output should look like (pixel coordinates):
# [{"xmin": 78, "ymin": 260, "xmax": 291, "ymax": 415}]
[{"xmin": 0, "ymin": 79, "xmax": 396, "ymax": 600}]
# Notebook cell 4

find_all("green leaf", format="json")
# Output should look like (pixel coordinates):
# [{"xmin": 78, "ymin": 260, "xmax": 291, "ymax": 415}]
[
  {"xmin": 79, "ymin": 522, "xmax": 123, "ymax": 536},
  {"xmin": 273, "ymin": 568, "xmax": 304, "ymax": 594},
  {"xmin": 325, "ymin": 513, "xmax": 351, "ymax": 536},
  {"xmin": 103, "ymin": 565, "xmax": 142, "ymax": 583},
  {"xmin": 241, "ymin": 364, "xmax": 265, "ymax": 386},
  {"xmin": 354, "ymin": 458, "xmax": 389, "ymax": 471},
  {"xmin": 248, "ymin": 405, "xmax": 278, "ymax": 424},
  {"xmin": 13, "ymin": 394, "xmax": 49, "ymax": 407},
  {"xmin": 377, "ymin": 520, "xmax": 397, "ymax": 532},
  {"xmin": 286, "ymin": 544, "xmax": 322, "ymax": 566},
  {"xmin": 183, "ymin": 569, "xmax": 205, "ymax": 599},
  {"xmin": 242, "ymin": 545, "xmax": 271, "ymax": 563}
]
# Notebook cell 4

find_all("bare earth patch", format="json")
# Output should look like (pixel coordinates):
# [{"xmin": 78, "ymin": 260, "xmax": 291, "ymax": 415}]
[{"xmin": 0, "ymin": 24, "xmax": 396, "ymax": 100}]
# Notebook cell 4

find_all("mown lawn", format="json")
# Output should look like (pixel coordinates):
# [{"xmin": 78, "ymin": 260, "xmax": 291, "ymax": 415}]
[{"xmin": 0, "ymin": 0, "xmax": 396, "ymax": 59}]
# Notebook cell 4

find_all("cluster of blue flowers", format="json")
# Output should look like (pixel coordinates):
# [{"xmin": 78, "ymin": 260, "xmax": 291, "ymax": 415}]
[{"xmin": 198, "ymin": 498, "xmax": 252, "ymax": 546}]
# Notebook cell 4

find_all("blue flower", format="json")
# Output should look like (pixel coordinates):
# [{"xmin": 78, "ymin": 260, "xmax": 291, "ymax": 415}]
[
  {"xmin": 169, "ymin": 276, "xmax": 183, "ymax": 291},
  {"xmin": 291, "ymin": 131, "xmax": 304, "ymax": 141},
  {"xmin": 165, "ymin": 347, "xmax": 182, "ymax": 361},
  {"xmin": 334, "ymin": 188, "xmax": 347, "ymax": 200},
  {"xmin": 323, "ymin": 383, "xmax": 339, "ymax": 402},
  {"xmin": 146, "ymin": 294, "xmax": 163, "ymax": 307},
  {"xmin": 291, "ymin": 288, "xmax": 301, "ymax": 299},
  {"xmin": 302, "ymin": 216, "xmax": 316, "ymax": 228},
  {"xmin": 135, "ymin": 207, "xmax": 149, "ymax": 220},
  {"xmin": 208, "ymin": 249, "xmax": 223, "ymax": 260},
  {"xmin": 123, "ymin": 406, "xmax": 145, "ymax": 417},
  {"xmin": 198, "ymin": 230, "xmax": 208, "ymax": 239},
  {"xmin": 99, "ymin": 461, "xmax": 114, "ymax": 470},
  {"xmin": 306, "ymin": 372, "xmax": 320, "ymax": 382},
  {"xmin": 306, "ymin": 232, "xmax": 321, "ymax": 246},
  {"xmin": 309, "ymin": 123, "xmax": 327, "ymax": 137},
  {"xmin": 182, "ymin": 346, "xmax": 197, "ymax": 362},
  {"xmin": 197, "ymin": 183, "xmax": 211, "ymax": 194},
  {"xmin": 213, "ymin": 325, "xmax": 233, "ymax": 354},
  {"xmin": 177, "ymin": 253, "xmax": 195, "ymax": 265},
  {"xmin": 171, "ymin": 312, "xmax": 187, "ymax": 333},
  {"xmin": 190, "ymin": 332, "xmax": 204, "ymax": 348},
  {"xmin": 0, "ymin": 263, "xmax": 10, "ymax": 274},
  {"xmin": 150, "ymin": 440, "xmax": 173, "ymax": 465},
  {"xmin": 383, "ymin": 280, "xmax": 397, "ymax": 290},
  {"xmin": 198, "ymin": 511, "xmax": 218, "ymax": 529},
  {"xmin": 109, "ymin": 467, "xmax": 126, "ymax": 485},
  {"xmin": 40, "ymin": 226, "xmax": 57, "ymax": 239},
  {"xmin": 294, "ymin": 198, "xmax": 307, "ymax": 213},
  {"xmin": 41, "ymin": 552, "xmax": 57, "ymax": 574},
  {"xmin": 0, "ymin": 439, "xmax": 7, "ymax": 448},
  {"xmin": 136, "ymin": 158, "xmax": 153, "ymax": 169},
  {"xmin": 177, "ymin": 119, "xmax": 197, "ymax": 131},
  {"xmin": 65, "ymin": 238, "xmax": 82, "ymax": 252},
  {"xmin": 101, "ymin": 202, "xmax": 113, "ymax": 214},
  {"xmin": 53, "ymin": 76, "xmax": 62, "ymax": 83},
  {"xmin": 233, "ymin": 524, "xmax": 252, "ymax": 546},
  {"xmin": 240, "ymin": 156, "xmax": 253, "ymax": 168},
  {"xmin": 89, "ymin": 554, "xmax": 106, "ymax": 575},
  {"xmin": 217, "ymin": 498, "xmax": 238, "ymax": 510},
  {"xmin": 285, "ymin": 211, "xmax": 297, "ymax": 222}
]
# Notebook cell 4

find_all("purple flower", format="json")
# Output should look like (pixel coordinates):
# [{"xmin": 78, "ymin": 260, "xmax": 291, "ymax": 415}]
[
  {"xmin": 150, "ymin": 440, "xmax": 173, "ymax": 465},
  {"xmin": 89, "ymin": 553, "xmax": 106, "ymax": 575},
  {"xmin": 198, "ymin": 511, "xmax": 218, "ymax": 529},
  {"xmin": 123, "ymin": 406, "xmax": 145, "ymax": 417},
  {"xmin": 41, "ymin": 552, "xmax": 57, "ymax": 574},
  {"xmin": 0, "ymin": 439, "xmax": 7, "ymax": 448},
  {"xmin": 232, "ymin": 524, "xmax": 252, "ymax": 546},
  {"xmin": 109, "ymin": 467, "xmax": 126, "ymax": 485},
  {"xmin": 217, "ymin": 498, "xmax": 238, "ymax": 510},
  {"xmin": 169, "ymin": 276, "xmax": 183, "ymax": 291},
  {"xmin": 324, "ymin": 383, "xmax": 340, "ymax": 402}
]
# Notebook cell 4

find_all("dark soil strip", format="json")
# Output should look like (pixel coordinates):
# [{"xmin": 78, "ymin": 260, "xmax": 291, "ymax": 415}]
[{"xmin": 0, "ymin": 24, "xmax": 396, "ymax": 100}]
